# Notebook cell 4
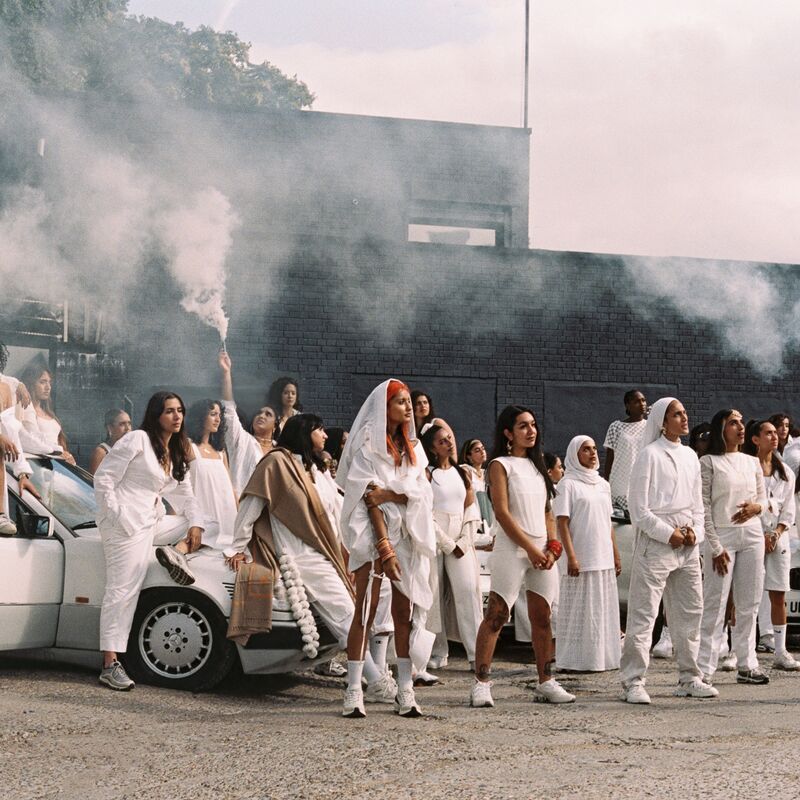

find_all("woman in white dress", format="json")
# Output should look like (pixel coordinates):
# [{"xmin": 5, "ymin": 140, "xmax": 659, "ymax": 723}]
[
  {"xmin": 460, "ymin": 438, "xmax": 495, "ymax": 535},
  {"xmin": 603, "ymin": 389, "xmax": 648, "ymax": 513},
  {"xmin": 218, "ymin": 351, "xmax": 277, "ymax": 495},
  {"xmin": 470, "ymin": 405, "xmax": 574, "ymax": 708},
  {"xmin": 88, "ymin": 409, "xmax": 132, "ymax": 475},
  {"xmin": 422, "ymin": 425, "xmax": 483, "ymax": 671},
  {"xmin": 554, "ymin": 436, "xmax": 621, "ymax": 672},
  {"xmin": 697, "ymin": 408, "xmax": 768, "ymax": 685},
  {"xmin": 156, "ymin": 399, "xmax": 239, "ymax": 573},
  {"xmin": 19, "ymin": 362, "xmax": 75, "ymax": 463},
  {"xmin": 338, "ymin": 379, "xmax": 437, "ymax": 718},
  {"xmin": 743, "ymin": 419, "xmax": 800, "ymax": 671},
  {"xmin": 94, "ymin": 392, "xmax": 204, "ymax": 691}
]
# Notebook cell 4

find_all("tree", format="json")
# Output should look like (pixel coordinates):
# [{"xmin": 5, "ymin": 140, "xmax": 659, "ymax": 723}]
[{"xmin": 0, "ymin": 0, "xmax": 314, "ymax": 109}]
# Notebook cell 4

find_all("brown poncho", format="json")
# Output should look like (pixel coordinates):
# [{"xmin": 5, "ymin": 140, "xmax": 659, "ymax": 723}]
[{"xmin": 227, "ymin": 447, "xmax": 353, "ymax": 645}]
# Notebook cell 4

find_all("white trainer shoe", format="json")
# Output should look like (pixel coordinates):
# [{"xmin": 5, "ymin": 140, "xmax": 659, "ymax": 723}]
[
  {"xmin": 394, "ymin": 687, "xmax": 423, "ymax": 717},
  {"xmin": 342, "ymin": 686, "xmax": 366, "ymax": 718},
  {"xmin": 413, "ymin": 669, "xmax": 439, "ymax": 687},
  {"xmin": 0, "ymin": 513, "xmax": 17, "ymax": 536},
  {"xmin": 675, "ymin": 678, "xmax": 719, "ymax": 698},
  {"xmin": 623, "ymin": 684, "xmax": 651, "ymax": 704},
  {"xmin": 773, "ymin": 652, "xmax": 800, "ymax": 671},
  {"xmin": 718, "ymin": 653, "xmax": 737, "ymax": 672},
  {"xmin": 470, "ymin": 680, "xmax": 495, "ymax": 708},
  {"xmin": 364, "ymin": 674, "xmax": 397, "ymax": 704},
  {"xmin": 652, "ymin": 628, "xmax": 673, "ymax": 659},
  {"xmin": 428, "ymin": 655, "xmax": 448, "ymax": 669},
  {"xmin": 533, "ymin": 679, "xmax": 575, "ymax": 704}
]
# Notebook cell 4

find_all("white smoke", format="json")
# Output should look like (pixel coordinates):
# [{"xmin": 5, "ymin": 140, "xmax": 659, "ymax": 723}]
[{"xmin": 159, "ymin": 188, "xmax": 240, "ymax": 343}]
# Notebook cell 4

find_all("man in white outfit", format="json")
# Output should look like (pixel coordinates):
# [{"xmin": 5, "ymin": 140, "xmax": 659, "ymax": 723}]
[{"xmin": 620, "ymin": 397, "xmax": 719, "ymax": 704}]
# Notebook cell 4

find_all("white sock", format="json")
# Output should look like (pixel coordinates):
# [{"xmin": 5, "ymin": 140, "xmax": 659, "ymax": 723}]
[
  {"xmin": 362, "ymin": 653, "xmax": 382, "ymax": 685},
  {"xmin": 396, "ymin": 657, "xmax": 413, "ymax": 691},
  {"xmin": 346, "ymin": 660, "xmax": 364, "ymax": 690},
  {"xmin": 369, "ymin": 634, "xmax": 390, "ymax": 673},
  {"xmin": 774, "ymin": 624, "xmax": 788, "ymax": 657}
]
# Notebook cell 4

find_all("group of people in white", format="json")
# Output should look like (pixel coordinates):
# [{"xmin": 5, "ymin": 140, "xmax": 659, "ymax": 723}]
[{"xmin": 1, "ymin": 342, "xmax": 797, "ymax": 715}]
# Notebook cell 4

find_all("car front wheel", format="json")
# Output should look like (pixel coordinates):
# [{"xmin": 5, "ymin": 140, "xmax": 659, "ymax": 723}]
[{"xmin": 124, "ymin": 588, "xmax": 237, "ymax": 692}]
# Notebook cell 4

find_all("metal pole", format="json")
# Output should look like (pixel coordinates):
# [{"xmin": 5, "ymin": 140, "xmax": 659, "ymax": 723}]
[{"xmin": 523, "ymin": 0, "xmax": 530, "ymax": 129}]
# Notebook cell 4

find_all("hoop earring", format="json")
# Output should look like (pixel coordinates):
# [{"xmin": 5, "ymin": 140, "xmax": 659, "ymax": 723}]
[
  {"xmin": 661, "ymin": 427, "xmax": 667, "ymax": 436},
  {"xmin": 505, "ymin": 439, "xmax": 513, "ymax": 454}
]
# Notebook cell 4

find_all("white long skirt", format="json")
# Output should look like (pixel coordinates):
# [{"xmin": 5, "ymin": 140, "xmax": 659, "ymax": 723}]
[{"xmin": 556, "ymin": 568, "xmax": 620, "ymax": 672}]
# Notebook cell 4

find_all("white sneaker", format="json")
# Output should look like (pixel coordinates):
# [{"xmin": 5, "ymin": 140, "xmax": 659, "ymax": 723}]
[
  {"xmin": 675, "ymin": 678, "xmax": 719, "ymax": 698},
  {"xmin": 624, "ymin": 684, "xmax": 651, "ymax": 704},
  {"xmin": 718, "ymin": 653, "xmax": 737, "ymax": 672},
  {"xmin": 413, "ymin": 669, "xmax": 439, "ymax": 687},
  {"xmin": 428, "ymin": 655, "xmax": 448, "ymax": 669},
  {"xmin": 470, "ymin": 680, "xmax": 495, "ymax": 708},
  {"xmin": 533, "ymin": 678, "xmax": 575, "ymax": 704},
  {"xmin": 394, "ymin": 687, "xmax": 423, "ymax": 717},
  {"xmin": 0, "ymin": 513, "xmax": 17, "ymax": 536},
  {"xmin": 342, "ymin": 686, "xmax": 366, "ymax": 718},
  {"xmin": 773, "ymin": 652, "xmax": 800, "ymax": 671},
  {"xmin": 364, "ymin": 674, "xmax": 397, "ymax": 704},
  {"xmin": 652, "ymin": 629, "xmax": 673, "ymax": 659}
]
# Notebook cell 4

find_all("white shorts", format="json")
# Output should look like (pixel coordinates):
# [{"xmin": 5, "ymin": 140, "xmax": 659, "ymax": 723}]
[
  {"xmin": 488, "ymin": 550, "xmax": 559, "ymax": 612},
  {"xmin": 764, "ymin": 539, "xmax": 791, "ymax": 592}
]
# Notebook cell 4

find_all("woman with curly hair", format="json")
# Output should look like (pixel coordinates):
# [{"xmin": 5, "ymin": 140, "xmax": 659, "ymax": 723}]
[{"xmin": 94, "ymin": 392, "xmax": 204, "ymax": 690}]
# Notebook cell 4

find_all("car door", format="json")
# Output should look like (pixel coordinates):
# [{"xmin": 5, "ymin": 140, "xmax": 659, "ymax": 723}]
[{"xmin": 0, "ymin": 476, "xmax": 64, "ymax": 650}]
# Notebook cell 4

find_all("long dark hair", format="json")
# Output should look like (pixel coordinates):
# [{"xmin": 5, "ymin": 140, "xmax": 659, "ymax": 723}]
[
  {"xmin": 742, "ymin": 419, "xmax": 787, "ymax": 481},
  {"xmin": 489, "ymin": 405, "xmax": 555, "ymax": 500},
  {"xmin": 268, "ymin": 376, "xmax": 301, "ymax": 416},
  {"xmin": 140, "ymin": 391, "xmax": 190, "ymax": 482},
  {"xmin": 325, "ymin": 426, "xmax": 347, "ymax": 462},
  {"xmin": 20, "ymin": 360, "xmax": 57, "ymax": 418},
  {"xmin": 706, "ymin": 409, "xmax": 737, "ymax": 456},
  {"xmin": 411, "ymin": 390, "xmax": 434, "ymax": 427},
  {"xmin": 186, "ymin": 399, "xmax": 227, "ymax": 452},
  {"xmin": 421, "ymin": 425, "xmax": 470, "ymax": 491},
  {"xmin": 277, "ymin": 413, "xmax": 326, "ymax": 472}
]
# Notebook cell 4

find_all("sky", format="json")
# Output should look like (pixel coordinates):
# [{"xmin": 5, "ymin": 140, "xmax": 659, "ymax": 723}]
[{"xmin": 128, "ymin": 0, "xmax": 800, "ymax": 265}]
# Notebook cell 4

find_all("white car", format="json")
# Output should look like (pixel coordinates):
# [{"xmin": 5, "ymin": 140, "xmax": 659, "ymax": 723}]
[{"xmin": 0, "ymin": 456, "xmax": 337, "ymax": 691}]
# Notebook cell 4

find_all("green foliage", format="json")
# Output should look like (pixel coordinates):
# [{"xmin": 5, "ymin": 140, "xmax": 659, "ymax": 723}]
[{"xmin": 0, "ymin": 0, "xmax": 314, "ymax": 109}]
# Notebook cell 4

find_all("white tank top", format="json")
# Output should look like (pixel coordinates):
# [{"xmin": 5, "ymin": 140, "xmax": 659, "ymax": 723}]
[
  {"xmin": 189, "ymin": 444, "xmax": 237, "ymax": 551},
  {"xmin": 492, "ymin": 456, "xmax": 548, "ymax": 556},
  {"xmin": 429, "ymin": 466, "xmax": 466, "ymax": 514}
]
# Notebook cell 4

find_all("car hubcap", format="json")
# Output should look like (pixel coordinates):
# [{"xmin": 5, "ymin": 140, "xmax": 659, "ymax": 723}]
[{"xmin": 139, "ymin": 602, "xmax": 212, "ymax": 678}]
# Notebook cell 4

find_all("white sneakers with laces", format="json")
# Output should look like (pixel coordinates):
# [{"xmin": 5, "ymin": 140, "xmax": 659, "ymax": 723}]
[
  {"xmin": 469, "ymin": 680, "xmax": 495, "ymax": 708},
  {"xmin": 364, "ymin": 673, "xmax": 397, "ymax": 704},
  {"xmin": 773, "ymin": 652, "xmax": 800, "ymax": 671},
  {"xmin": 533, "ymin": 679, "xmax": 575, "ymax": 704},
  {"xmin": 623, "ymin": 684, "xmax": 651, "ymax": 704},
  {"xmin": 342, "ymin": 686, "xmax": 366, "ymax": 718},
  {"xmin": 394, "ymin": 687, "xmax": 423, "ymax": 717},
  {"xmin": 674, "ymin": 678, "xmax": 719, "ymax": 698}
]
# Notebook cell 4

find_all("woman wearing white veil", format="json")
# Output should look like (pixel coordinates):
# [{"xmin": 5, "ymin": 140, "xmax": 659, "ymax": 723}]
[
  {"xmin": 620, "ymin": 397, "xmax": 718, "ymax": 704},
  {"xmin": 337, "ymin": 379, "xmax": 436, "ymax": 718},
  {"xmin": 554, "ymin": 435, "xmax": 621, "ymax": 672}
]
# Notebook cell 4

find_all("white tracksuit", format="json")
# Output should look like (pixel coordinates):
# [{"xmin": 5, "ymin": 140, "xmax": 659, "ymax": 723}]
[
  {"xmin": 620, "ymin": 436, "xmax": 705, "ymax": 688},
  {"xmin": 697, "ymin": 453, "xmax": 766, "ymax": 676},
  {"xmin": 94, "ymin": 430, "xmax": 204, "ymax": 652}
]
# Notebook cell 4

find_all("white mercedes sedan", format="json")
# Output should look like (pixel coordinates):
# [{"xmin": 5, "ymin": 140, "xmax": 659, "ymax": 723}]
[{"xmin": 0, "ymin": 456, "xmax": 337, "ymax": 691}]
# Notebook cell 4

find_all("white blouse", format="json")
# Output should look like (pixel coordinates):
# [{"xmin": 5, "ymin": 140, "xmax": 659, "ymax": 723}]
[
  {"xmin": 491, "ymin": 456, "xmax": 548, "ymax": 558},
  {"xmin": 222, "ymin": 400, "xmax": 265, "ymax": 497},
  {"xmin": 762, "ymin": 463, "xmax": 796, "ymax": 535},
  {"xmin": 94, "ymin": 430, "xmax": 203, "ymax": 536},
  {"xmin": 700, "ymin": 452, "xmax": 765, "ymax": 556}
]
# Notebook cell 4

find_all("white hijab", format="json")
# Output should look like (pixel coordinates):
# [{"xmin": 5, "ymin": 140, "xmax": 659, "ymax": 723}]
[
  {"xmin": 641, "ymin": 397, "xmax": 678, "ymax": 448},
  {"xmin": 562, "ymin": 435, "xmax": 606, "ymax": 486},
  {"xmin": 336, "ymin": 379, "xmax": 417, "ymax": 489}
]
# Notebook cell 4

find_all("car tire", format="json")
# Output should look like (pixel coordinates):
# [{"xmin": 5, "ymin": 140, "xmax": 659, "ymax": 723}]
[{"xmin": 124, "ymin": 587, "xmax": 237, "ymax": 692}]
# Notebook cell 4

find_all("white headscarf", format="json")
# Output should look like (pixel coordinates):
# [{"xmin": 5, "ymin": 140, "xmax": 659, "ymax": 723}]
[
  {"xmin": 336, "ymin": 378, "xmax": 417, "ymax": 489},
  {"xmin": 562, "ymin": 435, "xmax": 605, "ymax": 486},
  {"xmin": 641, "ymin": 397, "xmax": 679, "ymax": 448}
]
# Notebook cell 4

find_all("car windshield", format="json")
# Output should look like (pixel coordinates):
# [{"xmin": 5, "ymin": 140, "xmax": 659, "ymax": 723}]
[{"xmin": 25, "ymin": 457, "xmax": 97, "ymax": 531}]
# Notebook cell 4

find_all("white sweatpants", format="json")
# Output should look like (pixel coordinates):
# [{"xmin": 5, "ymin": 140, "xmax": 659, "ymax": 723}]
[
  {"xmin": 757, "ymin": 591, "xmax": 773, "ymax": 637},
  {"xmin": 431, "ymin": 548, "xmax": 484, "ymax": 662},
  {"xmin": 698, "ymin": 526, "xmax": 764, "ymax": 676},
  {"xmin": 272, "ymin": 524, "xmax": 354, "ymax": 649},
  {"xmin": 620, "ymin": 536, "xmax": 704, "ymax": 688},
  {"xmin": 99, "ymin": 523, "xmax": 155, "ymax": 653}
]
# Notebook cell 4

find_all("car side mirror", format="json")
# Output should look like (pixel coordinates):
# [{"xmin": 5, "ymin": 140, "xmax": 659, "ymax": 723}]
[{"xmin": 15, "ymin": 510, "xmax": 52, "ymax": 538}]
